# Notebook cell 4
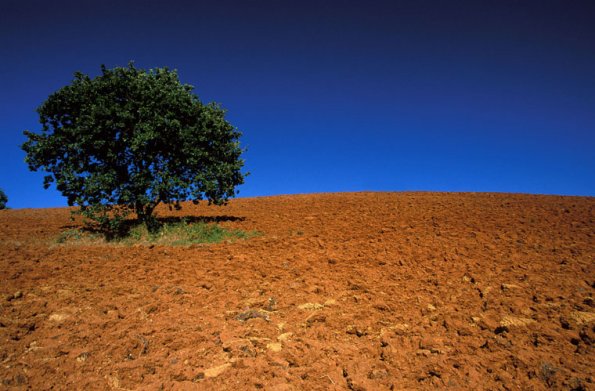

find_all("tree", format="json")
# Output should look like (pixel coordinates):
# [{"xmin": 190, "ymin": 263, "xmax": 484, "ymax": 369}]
[
  {"xmin": 0, "ymin": 189, "xmax": 7, "ymax": 209},
  {"xmin": 22, "ymin": 63, "xmax": 246, "ymax": 234}
]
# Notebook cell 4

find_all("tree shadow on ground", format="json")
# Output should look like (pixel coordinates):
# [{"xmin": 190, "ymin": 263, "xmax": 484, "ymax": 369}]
[
  {"xmin": 60, "ymin": 215, "xmax": 247, "ymax": 240},
  {"xmin": 156, "ymin": 215, "xmax": 245, "ymax": 224},
  {"xmin": 61, "ymin": 215, "xmax": 246, "ymax": 229}
]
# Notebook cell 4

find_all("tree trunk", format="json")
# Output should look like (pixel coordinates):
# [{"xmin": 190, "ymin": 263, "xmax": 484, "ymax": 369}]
[{"xmin": 136, "ymin": 203, "xmax": 159, "ymax": 233}]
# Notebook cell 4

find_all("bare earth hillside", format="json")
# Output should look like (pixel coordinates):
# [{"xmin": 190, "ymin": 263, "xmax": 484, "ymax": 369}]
[{"xmin": 0, "ymin": 192, "xmax": 593, "ymax": 390}]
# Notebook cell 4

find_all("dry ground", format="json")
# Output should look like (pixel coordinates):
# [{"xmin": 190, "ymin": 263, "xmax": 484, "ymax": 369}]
[{"xmin": 0, "ymin": 192, "xmax": 593, "ymax": 390}]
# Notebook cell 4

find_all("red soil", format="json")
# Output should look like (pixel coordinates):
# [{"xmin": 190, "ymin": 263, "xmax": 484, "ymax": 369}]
[{"xmin": 0, "ymin": 192, "xmax": 593, "ymax": 390}]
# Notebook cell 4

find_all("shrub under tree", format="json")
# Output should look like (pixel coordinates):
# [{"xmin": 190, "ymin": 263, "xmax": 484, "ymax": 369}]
[{"xmin": 22, "ymin": 63, "xmax": 246, "ymax": 234}]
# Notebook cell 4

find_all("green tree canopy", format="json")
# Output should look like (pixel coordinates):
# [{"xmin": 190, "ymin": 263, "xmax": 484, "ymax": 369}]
[
  {"xmin": 0, "ymin": 188, "xmax": 7, "ymax": 209},
  {"xmin": 22, "ymin": 63, "xmax": 246, "ymax": 233}
]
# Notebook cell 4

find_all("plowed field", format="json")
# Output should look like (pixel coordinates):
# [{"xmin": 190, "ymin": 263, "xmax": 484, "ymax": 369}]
[{"xmin": 1, "ymin": 192, "xmax": 593, "ymax": 390}]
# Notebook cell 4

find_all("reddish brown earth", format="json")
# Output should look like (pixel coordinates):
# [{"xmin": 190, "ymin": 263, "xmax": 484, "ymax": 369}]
[{"xmin": 0, "ymin": 192, "xmax": 593, "ymax": 390}]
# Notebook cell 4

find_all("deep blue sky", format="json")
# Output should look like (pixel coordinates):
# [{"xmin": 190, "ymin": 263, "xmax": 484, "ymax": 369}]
[{"xmin": 1, "ymin": 0, "xmax": 594, "ymax": 208}]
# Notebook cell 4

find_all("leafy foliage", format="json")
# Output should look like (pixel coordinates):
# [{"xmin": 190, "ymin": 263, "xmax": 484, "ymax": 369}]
[
  {"xmin": 22, "ymin": 63, "xmax": 246, "ymax": 234},
  {"xmin": 0, "ymin": 188, "xmax": 7, "ymax": 209}
]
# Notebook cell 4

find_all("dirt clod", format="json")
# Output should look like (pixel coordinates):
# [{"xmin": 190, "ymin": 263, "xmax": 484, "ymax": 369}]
[{"xmin": 236, "ymin": 309, "xmax": 270, "ymax": 322}]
